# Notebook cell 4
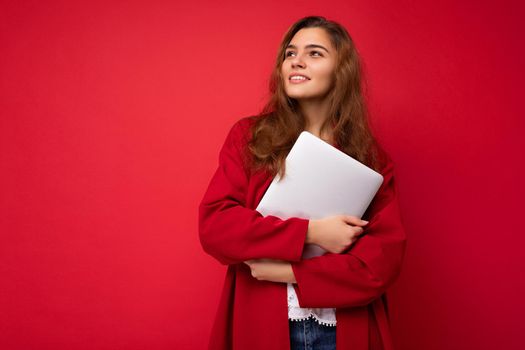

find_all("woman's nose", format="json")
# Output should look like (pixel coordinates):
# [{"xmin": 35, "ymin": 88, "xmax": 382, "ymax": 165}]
[{"xmin": 291, "ymin": 54, "xmax": 305, "ymax": 68}]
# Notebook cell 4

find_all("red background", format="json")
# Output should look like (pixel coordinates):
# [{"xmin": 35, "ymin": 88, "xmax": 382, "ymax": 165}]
[{"xmin": 1, "ymin": 1, "xmax": 524, "ymax": 349}]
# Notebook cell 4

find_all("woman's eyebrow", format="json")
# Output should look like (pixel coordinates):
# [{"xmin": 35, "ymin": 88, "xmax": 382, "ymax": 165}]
[{"xmin": 286, "ymin": 44, "xmax": 329, "ymax": 53}]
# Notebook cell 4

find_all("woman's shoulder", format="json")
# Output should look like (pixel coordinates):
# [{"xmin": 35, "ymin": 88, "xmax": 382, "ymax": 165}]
[
  {"xmin": 220, "ymin": 115, "xmax": 263, "ymax": 175},
  {"xmin": 230, "ymin": 115, "xmax": 261, "ymax": 134},
  {"xmin": 227, "ymin": 114, "xmax": 268, "ymax": 145}
]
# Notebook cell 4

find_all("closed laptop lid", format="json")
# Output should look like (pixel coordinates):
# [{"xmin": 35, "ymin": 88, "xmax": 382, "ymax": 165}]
[{"xmin": 256, "ymin": 130, "xmax": 383, "ymax": 223}]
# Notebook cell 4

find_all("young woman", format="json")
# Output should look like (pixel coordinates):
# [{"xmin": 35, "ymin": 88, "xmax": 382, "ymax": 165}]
[{"xmin": 198, "ymin": 16, "xmax": 407, "ymax": 350}]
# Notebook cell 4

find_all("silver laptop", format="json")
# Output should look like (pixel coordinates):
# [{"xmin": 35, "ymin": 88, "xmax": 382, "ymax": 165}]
[{"xmin": 255, "ymin": 131, "xmax": 384, "ymax": 259}]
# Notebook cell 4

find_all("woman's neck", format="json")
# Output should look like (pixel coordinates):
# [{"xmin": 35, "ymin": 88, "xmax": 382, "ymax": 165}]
[{"xmin": 299, "ymin": 100, "xmax": 334, "ymax": 144}]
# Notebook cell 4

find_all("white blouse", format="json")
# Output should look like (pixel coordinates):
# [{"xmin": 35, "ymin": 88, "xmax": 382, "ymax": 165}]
[{"xmin": 287, "ymin": 282, "xmax": 336, "ymax": 326}]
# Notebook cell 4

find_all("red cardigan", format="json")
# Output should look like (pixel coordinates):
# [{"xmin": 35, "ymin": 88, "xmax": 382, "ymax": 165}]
[{"xmin": 198, "ymin": 116, "xmax": 407, "ymax": 350}]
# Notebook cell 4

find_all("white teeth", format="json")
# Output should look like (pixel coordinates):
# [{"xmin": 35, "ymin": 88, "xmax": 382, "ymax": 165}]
[{"xmin": 291, "ymin": 76, "xmax": 307, "ymax": 80}]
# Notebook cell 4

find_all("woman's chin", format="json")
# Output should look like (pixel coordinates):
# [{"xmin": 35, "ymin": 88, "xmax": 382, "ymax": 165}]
[{"xmin": 286, "ymin": 92, "xmax": 312, "ymax": 100}]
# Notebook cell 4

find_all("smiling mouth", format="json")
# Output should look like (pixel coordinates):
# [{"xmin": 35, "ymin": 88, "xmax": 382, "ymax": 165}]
[
  {"xmin": 289, "ymin": 75, "xmax": 310, "ymax": 81},
  {"xmin": 289, "ymin": 77, "xmax": 310, "ymax": 84}
]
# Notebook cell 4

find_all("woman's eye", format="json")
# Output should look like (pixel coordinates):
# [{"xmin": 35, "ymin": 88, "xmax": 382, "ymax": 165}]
[{"xmin": 285, "ymin": 51, "xmax": 322, "ymax": 58}]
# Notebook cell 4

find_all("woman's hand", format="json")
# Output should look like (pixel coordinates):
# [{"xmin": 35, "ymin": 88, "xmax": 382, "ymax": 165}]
[
  {"xmin": 307, "ymin": 215, "xmax": 368, "ymax": 254},
  {"xmin": 243, "ymin": 259, "xmax": 296, "ymax": 283}
]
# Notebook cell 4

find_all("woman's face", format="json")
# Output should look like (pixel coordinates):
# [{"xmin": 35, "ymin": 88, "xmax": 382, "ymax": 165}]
[{"xmin": 281, "ymin": 27, "xmax": 337, "ymax": 103}]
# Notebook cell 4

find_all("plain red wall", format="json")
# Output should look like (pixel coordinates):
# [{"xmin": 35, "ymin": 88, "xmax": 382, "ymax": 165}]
[{"xmin": 1, "ymin": 1, "xmax": 523, "ymax": 349}]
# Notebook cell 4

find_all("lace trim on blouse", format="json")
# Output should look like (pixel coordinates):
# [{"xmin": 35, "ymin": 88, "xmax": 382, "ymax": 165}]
[{"xmin": 287, "ymin": 283, "xmax": 337, "ymax": 327}]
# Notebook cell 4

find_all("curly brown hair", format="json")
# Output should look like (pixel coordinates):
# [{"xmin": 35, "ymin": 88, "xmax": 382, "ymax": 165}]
[{"xmin": 245, "ymin": 15, "xmax": 384, "ymax": 180}]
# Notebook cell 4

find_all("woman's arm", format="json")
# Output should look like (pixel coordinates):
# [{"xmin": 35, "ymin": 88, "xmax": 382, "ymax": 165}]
[
  {"xmin": 243, "ymin": 258, "xmax": 297, "ymax": 283},
  {"xmin": 198, "ymin": 118, "xmax": 310, "ymax": 266},
  {"xmin": 289, "ymin": 153, "xmax": 408, "ymax": 309}
]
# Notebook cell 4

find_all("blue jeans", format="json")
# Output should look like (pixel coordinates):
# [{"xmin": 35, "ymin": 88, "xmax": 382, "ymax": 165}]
[{"xmin": 289, "ymin": 316, "xmax": 336, "ymax": 350}]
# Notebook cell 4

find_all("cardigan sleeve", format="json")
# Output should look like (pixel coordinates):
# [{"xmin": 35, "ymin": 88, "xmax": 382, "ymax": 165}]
[
  {"xmin": 290, "ymin": 150, "xmax": 408, "ymax": 308},
  {"xmin": 198, "ymin": 118, "xmax": 310, "ymax": 266}
]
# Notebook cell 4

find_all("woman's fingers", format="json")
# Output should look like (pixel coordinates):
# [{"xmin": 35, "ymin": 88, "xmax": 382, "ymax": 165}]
[{"xmin": 343, "ymin": 215, "xmax": 368, "ymax": 226}]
